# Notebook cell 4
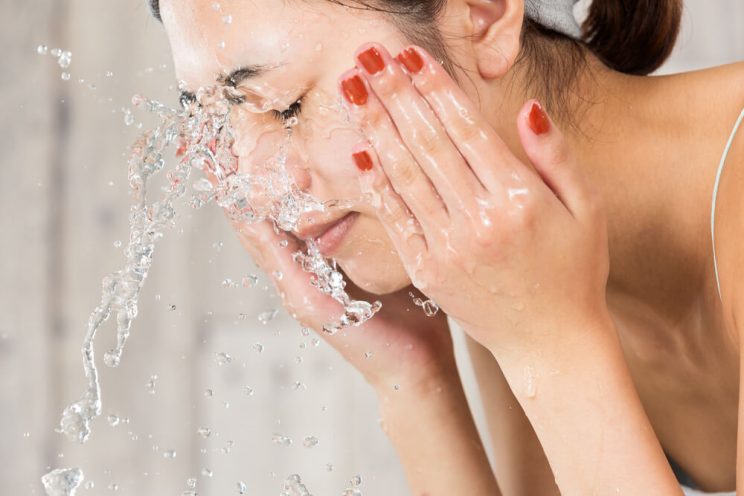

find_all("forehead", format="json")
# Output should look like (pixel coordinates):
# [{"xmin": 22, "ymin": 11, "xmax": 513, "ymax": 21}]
[{"xmin": 160, "ymin": 0, "xmax": 336, "ymax": 89}]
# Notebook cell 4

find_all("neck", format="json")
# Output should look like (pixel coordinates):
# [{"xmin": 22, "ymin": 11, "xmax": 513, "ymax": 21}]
[{"xmin": 486, "ymin": 55, "xmax": 713, "ymax": 316}]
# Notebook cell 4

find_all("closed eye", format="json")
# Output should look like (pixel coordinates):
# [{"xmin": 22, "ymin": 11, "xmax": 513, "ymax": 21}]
[
  {"xmin": 224, "ymin": 89, "xmax": 303, "ymax": 125},
  {"xmin": 273, "ymin": 99, "xmax": 302, "ymax": 124}
]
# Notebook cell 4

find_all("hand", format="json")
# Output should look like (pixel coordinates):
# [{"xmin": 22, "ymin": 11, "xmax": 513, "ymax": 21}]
[
  {"xmin": 339, "ymin": 43, "xmax": 610, "ymax": 358},
  {"xmin": 230, "ymin": 219, "xmax": 457, "ymax": 393}
]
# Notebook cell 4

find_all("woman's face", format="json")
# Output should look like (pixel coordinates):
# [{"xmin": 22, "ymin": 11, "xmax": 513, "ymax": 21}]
[{"xmin": 161, "ymin": 0, "xmax": 436, "ymax": 294}]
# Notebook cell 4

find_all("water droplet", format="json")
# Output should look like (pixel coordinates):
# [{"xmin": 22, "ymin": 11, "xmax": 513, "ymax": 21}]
[
  {"xmin": 113, "ymin": 240, "xmax": 122, "ymax": 248},
  {"xmin": 37, "ymin": 44, "xmax": 49, "ymax": 55},
  {"xmin": 215, "ymin": 352, "xmax": 232, "ymax": 365},
  {"xmin": 61, "ymin": 72, "xmax": 71, "ymax": 81},
  {"xmin": 145, "ymin": 375, "xmax": 158, "ymax": 394},
  {"xmin": 253, "ymin": 343, "xmax": 264, "ymax": 354},
  {"xmin": 123, "ymin": 110, "xmax": 135, "ymax": 127},
  {"xmin": 41, "ymin": 467, "xmax": 84, "ymax": 496},
  {"xmin": 243, "ymin": 386, "xmax": 254, "ymax": 396},
  {"xmin": 222, "ymin": 15, "xmax": 232, "ymax": 24},
  {"xmin": 236, "ymin": 481, "xmax": 247, "ymax": 494},
  {"xmin": 163, "ymin": 449, "xmax": 177, "ymax": 459},
  {"xmin": 525, "ymin": 366, "xmax": 537, "ymax": 398},
  {"xmin": 211, "ymin": 2, "xmax": 221, "ymax": 11},
  {"xmin": 350, "ymin": 475, "xmax": 362, "ymax": 486},
  {"xmin": 325, "ymin": 463, "xmax": 333, "ymax": 472},
  {"xmin": 57, "ymin": 51, "xmax": 72, "ymax": 69},
  {"xmin": 107, "ymin": 414, "xmax": 120, "ymax": 427},
  {"xmin": 258, "ymin": 308, "xmax": 279, "ymax": 325},
  {"xmin": 169, "ymin": 304, "xmax": 177, "ymax": 311},
  {"xmin": 364, "ymin": 351, "xmax": 373, "ymax": 359},
  {"xmin": 197, "ymin": 426, "xmax": 212, "ymax": 439},
  {"xmin": 201, "ymin": 468, "xmax": 213, "ymax": 478},
  {"xmin": 242, "ymin": 274, "xmax": 259, "ymax": 288},
  {"xmin": 186, "ymin": 478, "xmax": 197, "ymax": 489},
  {"xmin": 303, "ymin": 436, "xmax": 318, "ymax": 448},
  {"xmin": 204, "ymin": 389, "xmax": 214, "ymax": 398},
  {"xmin": 271, "ymin": 433, "xmax": 292, "ymax": 447}
]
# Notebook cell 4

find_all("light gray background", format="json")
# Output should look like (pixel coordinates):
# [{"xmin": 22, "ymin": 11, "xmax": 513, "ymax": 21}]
[{"xmin": 0, "ymin": 1, "xmax": 741, "ymax": 495}]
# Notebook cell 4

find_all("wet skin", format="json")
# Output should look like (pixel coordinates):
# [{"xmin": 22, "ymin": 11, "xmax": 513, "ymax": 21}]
[{"xmin": 159, "ymin": 0, "xmax": 744, "ymax": 493}]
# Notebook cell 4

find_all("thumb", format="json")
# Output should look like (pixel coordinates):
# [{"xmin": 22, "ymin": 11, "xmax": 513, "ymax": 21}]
[{"xmin": 517, "ymin": 100, "xmax": 595, "ymax": 219}]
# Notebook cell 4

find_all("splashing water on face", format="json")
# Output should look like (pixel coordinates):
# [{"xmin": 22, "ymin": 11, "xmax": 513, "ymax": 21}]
[{"xmin": 38, "ymin": 47, "xmax": 381, "ymax": 491}]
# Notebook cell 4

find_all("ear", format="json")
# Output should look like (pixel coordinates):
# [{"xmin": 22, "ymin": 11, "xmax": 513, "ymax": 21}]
[{"xmin": 467, "ymin": 0, "xmax": 524, "ymax": 79}]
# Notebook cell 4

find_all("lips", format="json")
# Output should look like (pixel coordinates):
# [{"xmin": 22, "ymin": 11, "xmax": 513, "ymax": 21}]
[{"xmin": 298, "ymin": 212, "xmax": 359, "ymax": 256}]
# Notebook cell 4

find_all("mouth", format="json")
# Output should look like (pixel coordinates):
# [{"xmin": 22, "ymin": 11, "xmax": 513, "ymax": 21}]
[{"xmin": 298, "ymin": 212, "xmax": 360, "ymax": 256}]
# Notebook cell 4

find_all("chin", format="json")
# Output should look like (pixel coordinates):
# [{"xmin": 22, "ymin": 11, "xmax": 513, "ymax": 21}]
[{"xmin": 338, "ymin": 256, "xmax": 411, "ymax": 296}]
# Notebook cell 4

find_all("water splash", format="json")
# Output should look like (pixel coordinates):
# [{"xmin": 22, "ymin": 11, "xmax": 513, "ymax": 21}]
[
  {"xmin": 53, "ymin": 76, "xmax": 381, "ymax": 447},
  {"xmin": 281, "ymin": 474, "xmax": 312, "ymax": 496},
  {"xmin": 41, "ymin": 468, "xmax": 84, "ymax": 496}
]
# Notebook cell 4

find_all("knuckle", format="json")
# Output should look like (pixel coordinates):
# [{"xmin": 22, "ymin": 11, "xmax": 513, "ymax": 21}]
[
  {"xmin": 376, "ymin": 71, "xmax": 410, "ymax": 100},
  {"xmin": 417, "ymin": 129, "xmax": 445, "ymax": 157},
  {"xmin": 389, "ymin": 157, "xmax": 419, "ymax": 189}
]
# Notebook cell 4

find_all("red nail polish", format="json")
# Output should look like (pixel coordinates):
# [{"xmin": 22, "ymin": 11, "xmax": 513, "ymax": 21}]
[
  {"xmin": 395, "ymin": 48, "xmax": 424, "ymax": 74},
  {"xmin": 357, "ymin": 47, "xmax": 386, "ymax": 75},
  {"xmin": 341, "ymin": 75, "xmax": 368, "ymax": 106},
  {"xmin": 352, "ymin": 150, "xmax": 374, "ymax": 172},
  {"xmin": 528, "ymin": 102, "xmax": 551, "ymax": 135}
]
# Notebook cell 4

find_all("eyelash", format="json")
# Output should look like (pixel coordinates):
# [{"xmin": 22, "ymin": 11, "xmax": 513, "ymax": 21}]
[
  {"xmin": 272, "ymin": 99, "xmax": 302, "ymax": 124},
  {"xmin": 225, "ymin": 91, "xmax": 303, "ymax": 124}
]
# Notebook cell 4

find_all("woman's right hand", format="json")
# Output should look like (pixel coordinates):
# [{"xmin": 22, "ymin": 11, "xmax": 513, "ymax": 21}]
[{"xmin": 231, "ymin": 218, "xmax": 458, "ymax": 394}]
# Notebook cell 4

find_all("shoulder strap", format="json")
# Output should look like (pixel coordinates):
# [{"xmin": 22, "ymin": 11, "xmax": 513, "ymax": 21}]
[{"xmin": 711, "ymin": 108, "xmax": 744, "ymax": 301}]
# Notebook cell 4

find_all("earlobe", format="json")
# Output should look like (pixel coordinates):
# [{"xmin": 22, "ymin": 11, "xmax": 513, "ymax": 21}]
[{"xmin": 469, "ymin": 0, "xmax": 524, "ymax": 80}]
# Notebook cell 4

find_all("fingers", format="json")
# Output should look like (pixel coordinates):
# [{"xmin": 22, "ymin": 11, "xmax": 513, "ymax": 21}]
[
  {"xmin": 388, "ymin": 44, "xmax": 524, "ymax": 191},
  {"xmin": 516, "ymin": 100, "xmax": 599, "ymax": 220},
  {"xmin": 351, "ymin": 144, "xmax": 429, "ymax": 275},
  {"xmin": 339, "ymin": 67, "xmax": 449, "ymax": 236},
  {"xmin": 346, "ymin": 44, "xmax": 485, "ymax": 213},
  {"xmin": 232, "ymin": 219, "xmax": 342, "ymax": 329}
]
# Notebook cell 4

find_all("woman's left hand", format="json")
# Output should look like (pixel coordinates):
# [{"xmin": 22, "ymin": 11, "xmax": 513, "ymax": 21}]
[{"xmin": 338, "ymin": 43, "xmax": 611, "ymax": 358}]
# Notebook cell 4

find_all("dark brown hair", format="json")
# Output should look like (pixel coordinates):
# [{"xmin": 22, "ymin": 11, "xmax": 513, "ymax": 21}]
[{"xmin": 149, "ymin": 0, "xmax": 682, "ymax": 117}]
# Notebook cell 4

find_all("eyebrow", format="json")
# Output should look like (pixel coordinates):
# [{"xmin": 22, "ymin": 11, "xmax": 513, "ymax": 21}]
[{"xmin": 179, "ymin": 64, "xmax": 272, "ymax": 107}]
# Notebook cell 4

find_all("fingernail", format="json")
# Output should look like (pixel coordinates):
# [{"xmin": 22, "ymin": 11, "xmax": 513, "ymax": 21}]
[
  {"xmin": 395, "ymin": 48, "xmax": 424, "ymax": 74},
  {"xmin": 528, "ymin": 102, "xmax": 551, "ymax": 135},
  {"xmin": 357, "ymin": 47, "xmax": 386, "ymax": 75},
  {"xmin": 341, "ymin": 74, "xmax": 368, "ymax": 106},
  {"xmin": 352, "ymin": 150, "xmax": 374, "ymax": 172}
]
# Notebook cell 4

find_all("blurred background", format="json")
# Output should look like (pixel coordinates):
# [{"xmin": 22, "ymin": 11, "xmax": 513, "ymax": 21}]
[{"xmin": 0, "ymin": 1, "xmax": 741, "ymax": 494}]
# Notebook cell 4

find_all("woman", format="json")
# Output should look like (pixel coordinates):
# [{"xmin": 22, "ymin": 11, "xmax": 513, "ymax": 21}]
[{"xmin": 151, "ymin": 0, "xmax": 743, "ymax": 494}]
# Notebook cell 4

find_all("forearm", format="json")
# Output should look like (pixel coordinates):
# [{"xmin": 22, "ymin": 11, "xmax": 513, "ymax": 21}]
[
  {"xmin": 375, "ymin": 370, "xmax": 500, "ymax": 496},
  {"xmin": 491, "ymin": 312, "xmax": 682, "ymax": 495}
]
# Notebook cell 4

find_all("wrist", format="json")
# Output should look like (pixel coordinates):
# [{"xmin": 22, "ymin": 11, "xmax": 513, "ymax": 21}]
[
  {"xmin": 484, "ymin": 306, "xmax": 616, "ymax": 367},
  {"xmin": 372, "ymin": 364, "xmax": 465, "ymax": 414}
]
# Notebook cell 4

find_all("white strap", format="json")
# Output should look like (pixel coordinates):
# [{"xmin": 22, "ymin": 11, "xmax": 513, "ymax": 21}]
[{"xmin": 711, "ymin": 108, "xmax": 744, "ymax": 301}]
